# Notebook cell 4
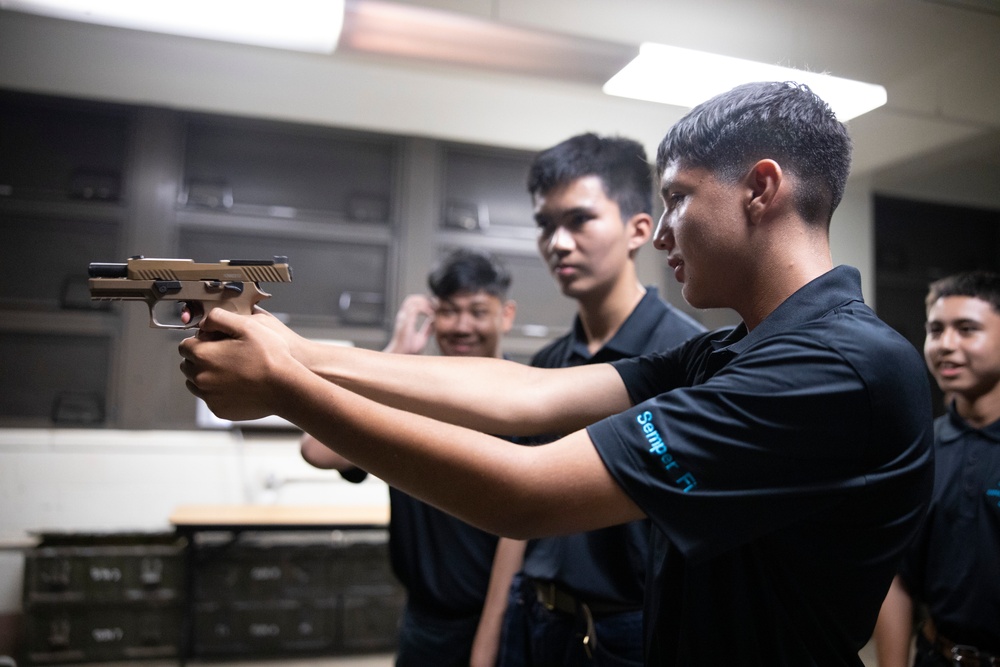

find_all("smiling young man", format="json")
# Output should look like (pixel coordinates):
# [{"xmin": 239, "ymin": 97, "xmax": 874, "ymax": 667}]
[
  {"xmin": 488, "ymin": 134, "xmax": 704, "ymax": 667},
  {"xmin": 874, "ymin": 271, "xmax": 1000, "ymax": 667},
  {"xmin": 302, "ymin": 248, "xmax": 517, "ymax": 667},
  {"xmin": 180, "ymin": 82, "xmax": 934, "ymax": 665}
]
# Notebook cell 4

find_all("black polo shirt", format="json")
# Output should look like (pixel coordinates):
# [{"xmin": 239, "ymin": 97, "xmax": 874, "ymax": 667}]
[
  {"xmin": 520, "ymin": 287, "xmax": 705, "ymax": 606},
  {"xmin": 388, "ymin": 487, "xmax": 499, "ymax": 618},
  {"xmin": 898, "ymin": 405, "xmax": 1000, "ymax": 651},
  {"xmin": 342, "ymin": 367, "xmax": 518, "ymax": 620},
  {"xmin": 335, "ymin": 472, "xmax": 500, "ymax": 619},
  {"xmin": 588, "ymin": 266, "xmax": 934, "ymax": 665},
  {"xmin": 387, "ymin": 352, "xmax": 523, "ymax": 618}
]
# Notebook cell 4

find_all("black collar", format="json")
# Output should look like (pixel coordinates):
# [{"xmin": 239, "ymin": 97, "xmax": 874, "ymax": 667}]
[
  {"xmin": 711, "ymin": 265, "xmax": 865, "ymax": 356},
  {"xmin": 567, "ymin": 286, "xmax": 671, "ymax": 362},
  {"xmin": 938, "ymin": 402, "xmax": 1000, "ymax": 444}
]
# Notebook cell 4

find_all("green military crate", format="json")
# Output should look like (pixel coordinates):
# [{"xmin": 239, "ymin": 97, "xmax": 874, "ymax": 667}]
[
  {"xmin": 23, "ymin": 532, "xmax": 186, "ymax": 605},
  {"xmin": 20, "ymin": 532, "xmax": 186, "ymax": 665},
  {"xmin": 189, "ymin": 530, "xmax": 404, "ymax": 658},
  {"xmin": 340, "ymin": 586, "xmax": 405, "ymax": 653},
  {"xmin": 21, "ymin": 601, "xmax": 183, "ymax": 665},
  {"xmin": 192, "ymin": 538, "xmax": 334, "ymax": 603},
  {"xmin": 192, "ymin": 598, "xmax": 337, "ymax": 657}
]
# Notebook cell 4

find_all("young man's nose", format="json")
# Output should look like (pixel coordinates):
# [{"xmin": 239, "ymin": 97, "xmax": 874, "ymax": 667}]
[
  {"xmin": 652, "ymin": 214, "xmax": 673, "ymax": 252},
  {"xmin": 938, "ymin": 328, "xmax": 960, "ymax": 350},
  {"xmin": 453, "ymin": 311, "xmax": 475, "ymax": 331},
  {"xmin": 546, "ymin": 226, "xmax": 574, "ymax": 253}
]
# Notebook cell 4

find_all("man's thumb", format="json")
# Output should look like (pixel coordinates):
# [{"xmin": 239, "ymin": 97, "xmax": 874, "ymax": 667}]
[{"xmin": 199, "ymin": 306, "xmax": 243, "ymax": 337}]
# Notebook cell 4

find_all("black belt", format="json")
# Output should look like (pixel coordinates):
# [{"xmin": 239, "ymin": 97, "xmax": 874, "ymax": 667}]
[
  {"xmin": 531, "ymin": 579, "xmax": 638, "ymax": 617},
  {"xmin": 532, "ymin": 580, "xmax": 638, "ymax": 659},
  {"xmin": 922, "ymin": 619, "xmax": 1000, "ymax": 667}
]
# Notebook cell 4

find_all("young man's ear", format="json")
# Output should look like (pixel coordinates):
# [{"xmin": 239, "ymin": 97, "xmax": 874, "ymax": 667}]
[
  {"xmin": 501, "ymin": 300, "xmax": 517, "ymax": 334},
  {"xmin": 744, "ymin": 159, "xmax": 783, "ymax": 224},
  {"xmin": 626, "ymin": 212, "xmax": 654, "ymax": 255}
]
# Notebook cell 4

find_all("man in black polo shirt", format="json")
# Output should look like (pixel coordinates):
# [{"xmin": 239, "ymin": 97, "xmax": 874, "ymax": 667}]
[
  {"xmin": 181, "ymin": 81, "xmax": 934, "ymax": 665},
  {"xmin": 301, "ymin": 248, "xmax": 517, "ymax": 667},
  {"xmin": 874, "ymin": 271, "xmax": 1000, "ymax": 667},
  {"xmin": 488, "ymin": 133, "xmax": 704, "ymax": 667}
]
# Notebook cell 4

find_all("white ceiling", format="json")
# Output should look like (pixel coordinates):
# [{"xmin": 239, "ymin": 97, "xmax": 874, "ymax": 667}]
[
  {"xmin": 1, "ymin": 0, "xmax": 998, "ymax": 209},
  {"xmin": 337, "ymin": 0, "xmax": 1000, "ymax": 207}
]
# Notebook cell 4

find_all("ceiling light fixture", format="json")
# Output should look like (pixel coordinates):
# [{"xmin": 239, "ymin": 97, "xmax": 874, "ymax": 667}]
[
  {"xmin": 603, "ymin": 42, "xmax": 887, "ymax": 121},
  {"xmin": 0, "ymin": 0, "xmax": 346, "ymax": 53}
]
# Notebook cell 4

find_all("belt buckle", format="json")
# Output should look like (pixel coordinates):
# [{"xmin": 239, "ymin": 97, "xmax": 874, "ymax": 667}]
[
  {"xmin": 532, "ymin": 581, "xmax": 597, "ymax": 657},
  {"xmin": 535, "ymin": 582, "xmax": 557, "ymax": 611},
  {"xmin": 951, "ymin": 644, "xmax": 981, "ymax": 666}
]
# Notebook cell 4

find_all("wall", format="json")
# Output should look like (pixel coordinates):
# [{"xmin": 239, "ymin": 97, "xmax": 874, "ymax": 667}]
[{"xmin": 0, "ymin": 428, "xmax": 390, "ymax": 639}]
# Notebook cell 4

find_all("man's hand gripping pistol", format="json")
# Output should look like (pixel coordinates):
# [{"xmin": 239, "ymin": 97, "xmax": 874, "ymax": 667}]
[{"xmin": 88, "ymin": 256, "xmax": 292, "ymax": 329}]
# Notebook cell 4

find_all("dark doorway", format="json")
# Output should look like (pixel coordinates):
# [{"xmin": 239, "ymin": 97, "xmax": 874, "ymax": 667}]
[{"xmin": 874, "ymin": 195, "xmax": 1000, "ymax": 415}]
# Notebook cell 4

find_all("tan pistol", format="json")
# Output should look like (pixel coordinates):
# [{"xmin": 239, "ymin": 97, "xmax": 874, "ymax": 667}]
[{"xmin": 88, "ymin": 255, "xmax": 292, "ymax": 329}]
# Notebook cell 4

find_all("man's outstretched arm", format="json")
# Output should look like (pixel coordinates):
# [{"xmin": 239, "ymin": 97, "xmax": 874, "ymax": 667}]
[
  {"xmin": 250, "ymin": 307, "xmax": 632, "ymax": 437},
  {"xmin": 872, "ymin": 575, "xmax": 915, "ymax": 667},
  {"xmin": 179, "ymin": 308, "xmax": 643, "ymax": 537}
]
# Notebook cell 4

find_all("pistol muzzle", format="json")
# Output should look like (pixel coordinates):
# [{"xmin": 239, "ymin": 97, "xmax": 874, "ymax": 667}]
[{"xmin": 89, "ymin": 262, "xmax": 129, "ymax": 278}]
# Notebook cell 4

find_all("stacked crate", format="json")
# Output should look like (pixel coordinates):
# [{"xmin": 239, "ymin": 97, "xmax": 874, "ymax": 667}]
[
  {"xmin": 191, "ymin": 530, "xmax": 404, "ymax": 658},
  {"xmin": 21, "ymin": 533, "xmax": 186, "ymax": 665}
]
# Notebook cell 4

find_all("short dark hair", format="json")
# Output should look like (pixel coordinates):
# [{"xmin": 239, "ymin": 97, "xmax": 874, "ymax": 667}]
[
  {"xmin": 655, "ymin": 81, "xmax": 853, "ymax": 226},
  {"xmin": 428, "ymin": 248, "xmax": 512, "ymax": 301},
  {"xmin": 527, "ymin": 133, "xmax": 653, "ymax": 221},
  {"xmin": 926, "ymin": 270, "xmax": 1000, "ymax": 315}
]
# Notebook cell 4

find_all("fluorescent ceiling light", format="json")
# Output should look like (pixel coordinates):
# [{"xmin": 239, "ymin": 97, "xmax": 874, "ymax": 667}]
[
  {"xmin": 0, "ymin": 0, "xmax": 345, "ymax": 53},
  {"xmin": 604, "ymin": 43, "xmax": 887, "ymax": 121}
]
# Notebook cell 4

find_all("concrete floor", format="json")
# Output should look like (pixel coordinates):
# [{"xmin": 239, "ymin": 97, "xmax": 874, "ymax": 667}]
[
  {"xmin": 190, "ymin": 658, "xmax": 394, "ymax": 667},
  {"xmin": 16, "ymin": 657, "xmax": 394, "ymax": 667},
  {"xmin": 7, "ymin": 638, "xmax": 886, "ymax": 666},
  {"xmin": 17, "ymin": 643, "xmax": 879, "ymax": 667}
]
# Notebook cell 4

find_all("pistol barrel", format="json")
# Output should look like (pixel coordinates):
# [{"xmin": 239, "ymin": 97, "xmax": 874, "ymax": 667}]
[{"xmin": 88, "ymin": 262, "xmax": 129, "ymax": 278}]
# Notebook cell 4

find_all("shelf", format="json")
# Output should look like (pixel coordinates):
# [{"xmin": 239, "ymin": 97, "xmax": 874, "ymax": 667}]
[
  {"xmin": 182, "ymin": 114, "xmax": 398, "ymax": 221},
  {"xmin": 175, "ymin": 208, "xmax": 393, "ymax": 244},
  {"xmin": 441, "ymin": 145, "xmax": 535, "ymax": 232}
]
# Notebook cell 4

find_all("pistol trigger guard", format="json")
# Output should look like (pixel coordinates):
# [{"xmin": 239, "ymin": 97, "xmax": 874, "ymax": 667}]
[
  {"xmin": 146, "ymin": 304, "xmax": 160, "ymax": 329},
  {"xmin": 146, "ymin": 300, "xmax": 202, "ymax": 330}
]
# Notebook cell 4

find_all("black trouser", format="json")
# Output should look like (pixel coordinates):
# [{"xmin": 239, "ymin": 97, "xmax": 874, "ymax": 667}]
[
  {"xmin": 914, "ymin": 632, "xmax": 952, "ymax": 667},
  {"xmin": 497, "ymin": 573, "xmax": 643, "ymax": 667},
  {"xmin": 915, "ymin": 630, "xmax": 1000, "ymax": 667},
  {"xmin": 395, "ymin": 601, "xmax": 482, "ymax": 667}
]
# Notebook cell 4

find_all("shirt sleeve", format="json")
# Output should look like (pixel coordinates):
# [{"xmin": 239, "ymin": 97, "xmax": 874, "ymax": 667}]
[
  {"xmin": 589, "ymin": 331, "xmax": 873, "ymax": 562},
  {"xmin": 610, "ymin": 330, "xmax": 718, "ymax": 405}
]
